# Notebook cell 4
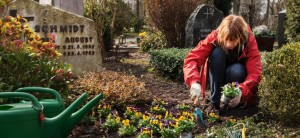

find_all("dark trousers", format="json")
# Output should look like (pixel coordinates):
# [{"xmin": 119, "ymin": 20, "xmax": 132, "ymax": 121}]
[{"xmin": 208, "ymin": 47, "xmax": 247, "ymax": 108}]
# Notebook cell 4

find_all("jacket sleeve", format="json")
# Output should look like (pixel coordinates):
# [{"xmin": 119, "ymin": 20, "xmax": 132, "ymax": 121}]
[
  {"xmin": 183, "ymin": 30, "xmax": 216, "ymax": 87},
  {"xmin": 239, "ymin": 31, "xmax": 263, "ymax": 104}
]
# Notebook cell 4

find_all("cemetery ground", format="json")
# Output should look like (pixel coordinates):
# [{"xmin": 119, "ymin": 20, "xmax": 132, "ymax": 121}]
[{"xmin": 67, "ymin": 52, "xmax": 299, "ymax": 138}]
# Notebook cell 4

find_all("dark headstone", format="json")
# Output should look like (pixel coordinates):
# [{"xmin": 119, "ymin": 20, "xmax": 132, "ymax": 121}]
[
  {"xmin": 278, "ymin": 9, "xmax": 286, "ymax": 48},
  {"xmin": 185, "ymin": 4, "xmax": 224, "ymax": 48}
]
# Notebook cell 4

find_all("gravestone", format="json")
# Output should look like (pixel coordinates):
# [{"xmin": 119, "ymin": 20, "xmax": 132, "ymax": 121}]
[
  {"xmin": 37, "ymin": 0, "xmax": 84, "ymax": 15},
  {"xmin": 277, "ymin": 9, "xmax": 286, "ymax": 48},
  {"xmin": 53, "ymin": 0, "xmax": 84, "ymax": 16},
  {"xmin": 185, "ymin": 4, "xmax": 224, "ymax": 48},
  {"xmin": 14, "ymin": 0, "xmax": 102, "ymax": 75}
]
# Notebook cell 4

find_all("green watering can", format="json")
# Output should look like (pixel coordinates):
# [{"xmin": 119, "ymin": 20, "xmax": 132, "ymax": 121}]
[{"xmin": 0, "ymin": 91, "xmax": 103, "ymax": 138}]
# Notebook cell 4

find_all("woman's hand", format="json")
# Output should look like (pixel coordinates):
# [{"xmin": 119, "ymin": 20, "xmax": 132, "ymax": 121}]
[
  {"xmin": 228, "ymin": 94, "xmax": 241, "ymax": 108},
  {"xmin": 190, "ymin": 82, "xmax": 202, "ymax": 105}
]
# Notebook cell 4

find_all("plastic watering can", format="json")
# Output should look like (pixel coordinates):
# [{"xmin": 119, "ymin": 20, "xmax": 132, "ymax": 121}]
[{"xmin": 0, "ymin": 91, "xmax": 103, "ymax": 138}]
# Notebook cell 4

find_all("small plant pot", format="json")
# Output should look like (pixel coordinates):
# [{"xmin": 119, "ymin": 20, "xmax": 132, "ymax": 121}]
[
  {"xmin": 221, "ymin": 95, "xmax": 232, "ymax": 105},
  {"xmin": 255, "ymin": 36, "xmax": 275, "ymax": 52},
  {"xmin": 179, "ymin": 131, "xmax": 192, "ymax": 138}
]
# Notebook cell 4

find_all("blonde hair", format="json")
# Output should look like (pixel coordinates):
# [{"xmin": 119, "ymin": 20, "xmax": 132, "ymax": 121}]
[{"xmin": 217, "ymin": 15, "xmax": 248, "ymax": 51}]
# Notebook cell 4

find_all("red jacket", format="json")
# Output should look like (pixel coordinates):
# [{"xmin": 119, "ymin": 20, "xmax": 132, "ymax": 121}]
[{"xmin": 183, "ymin": 28, "xmax": 262, "ymax": 106}]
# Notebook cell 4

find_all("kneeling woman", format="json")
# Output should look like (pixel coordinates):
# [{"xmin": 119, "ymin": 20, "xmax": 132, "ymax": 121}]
[{"xmin": 183, "ymin": 15, "xmax": 262, "ymax": 114}]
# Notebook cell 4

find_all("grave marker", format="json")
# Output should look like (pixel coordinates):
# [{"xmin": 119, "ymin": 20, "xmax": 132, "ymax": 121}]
[
  {"xmin": 14, "ymin": 0, "xmax": 102, "ymax": 75},
  {"xmin": 185, "ymin": 4, "xmax": 224, "ymax": 48},
  {"xmin": 278, "ymin": 9, "xmax": 286, "ymax": 48},
  {"xmin": 53, "ymin": 0, "xmax": 84, "ymax": 16}
]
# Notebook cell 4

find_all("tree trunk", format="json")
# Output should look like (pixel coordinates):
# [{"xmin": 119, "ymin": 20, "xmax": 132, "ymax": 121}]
[
  {"xmin": 110, "ymin": 5, "xmax": 117, "ymax": 59},
  {"xmin": 248, "ymin": 0, "xmax": 255, "ymax": 28},
  {"xmin": 264, "ymin": 0, "xmax": 270, "ymax": 25},
  {"xmin": 136, "ymin": 0, "xmax": 140, "ymax": 18},
  {"xmin": 233, "ymin": 0, "xmax": 241, "ymax": 14}
]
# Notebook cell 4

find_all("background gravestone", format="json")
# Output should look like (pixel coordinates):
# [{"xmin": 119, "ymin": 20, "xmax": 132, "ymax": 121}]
[
  {"xmin": 185, "ymin": 4, "xmax": 224, "ymax": 48},
  {"xmin": 277, "ymin": 9, "xmax": 286, "ymax": 48},
  {"xmin": 53, "ymin": 0, "xmax": 84, "ymax": 16},
  {"xmin": 14, "ymin": 0, "xmax": 102, "ymax": 75},
  {"xmin": 37, "ymin": 0, "xmax": 83, "ymax": 16}
]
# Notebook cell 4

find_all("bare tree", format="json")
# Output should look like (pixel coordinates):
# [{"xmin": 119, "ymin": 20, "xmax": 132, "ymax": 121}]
[
  {"xmin": 240, "ymin": 0, "xmax": 263, "ymax": 28},
  {"xmin": 145, "ymin": 0, "xmax": 204, "ymax": 48},
  {"xmin": 233, "ymin": 0, "xmax": 241, "ymax": 14},
  {"xmin": 84, "ymin": 0, "xmax": 118, "ymax": 61},
  {"xmin": 136, "ymin": 0, "xmax": 139, "ymax": 18},
  {"xmin": 264, "ymin": 0, "xmax": 270, "ymax": 25}
]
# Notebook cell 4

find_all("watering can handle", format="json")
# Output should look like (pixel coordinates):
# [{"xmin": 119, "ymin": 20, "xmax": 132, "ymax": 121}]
[
  {"xmin": 0, "ymin": 92, "xmax": 43, "ymax": 110},
  {"xmin": 16, "ymin": 87, "xmax": 63, "ymax": 103}
]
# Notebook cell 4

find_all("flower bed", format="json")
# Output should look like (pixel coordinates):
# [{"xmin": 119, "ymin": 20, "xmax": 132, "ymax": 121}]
[
  {"xmin": 75, "ymin": 98, "xmax": 300, "ymax": 138},
  {"xmin": 83, "ymin": 98, "xmax": 269, "ymax": 138},
  {"xmin": 92, "ymin": 99, "xmax": 197, "ymax": 137}
]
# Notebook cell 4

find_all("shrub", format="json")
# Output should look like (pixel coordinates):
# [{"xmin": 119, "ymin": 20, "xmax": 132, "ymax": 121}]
[
  {"xmin": 258, "ymin": 42, "xmax": 300, "ymax": 126},
  {"xmin": 145, "ymin": 0, "xmax": 204, "ymax": 48},
  {"xmin": 285, "ymin": 0, "xmax": 300, "ymax": 43},
  {"xmin": 0, "ymin": 15, "xmax": 72, "ymax": 94},
  {"xmin": 69, "ymin": 71, "xmax": 149, "ymax": 106},
  {"xmin": 139, "ymin": 29, "xmax": 167, "ymax": 52},
  {"xmin": 149, "ymin": 48, "xmax": 191, "ymax": 82}
]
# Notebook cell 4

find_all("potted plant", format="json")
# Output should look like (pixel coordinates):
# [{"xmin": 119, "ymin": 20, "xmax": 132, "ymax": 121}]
[
  {"xmin": 253, "ymin": 25, "xmax": 276, "ymax": 52},
  {"xmin": 220, "ymin": 82, "xmax": 242, "ymax": 105}
]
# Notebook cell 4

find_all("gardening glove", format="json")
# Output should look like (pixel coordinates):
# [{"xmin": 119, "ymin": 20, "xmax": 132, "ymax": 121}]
[
  {"xmin": 228, "ymin": 94, "xmax": 241, "ymax": 108},
  {"xmin": 190, "ymin": 82, "xmax": 201, "ymax": 105}
]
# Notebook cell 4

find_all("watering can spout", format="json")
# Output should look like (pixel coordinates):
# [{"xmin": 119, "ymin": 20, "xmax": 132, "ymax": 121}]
[
  {"xmin": 44, "ymin": 92, "xmax": 88, "ymax": 137},
  {"xmin": 44, "ymin": 93, "xmax": 103, "ymax": 138},
  {"xmin": 61, "ymin": 93, "xmax": 103, "ymax": 137}
]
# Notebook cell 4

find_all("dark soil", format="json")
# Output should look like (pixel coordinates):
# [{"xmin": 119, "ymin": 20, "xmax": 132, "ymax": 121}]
[{"xmin": 69, "ymin": 52, "xmax": 259, "ymax": 138}]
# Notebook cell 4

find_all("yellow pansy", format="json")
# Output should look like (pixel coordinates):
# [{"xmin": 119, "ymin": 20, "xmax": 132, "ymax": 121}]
[
  {"xmin": 143, "ymin": 115, "xmax": 149, "ymax": 121},
  {"xmin": 126, "ymin": 107, "xmax": 133, "ymax": 112},
  {"xmin": 156, "ymin": 115, "xmax": 162, "ymax": 119},
  {"xmin": 175, "ymin": 122, "xmax": 179, "ymax": 128},
  {"xmin": 209, "ymin": 112, "xmax": 220, "ymax": 119},
  {"xmin": 165, "ymin": 111, "xmax": 169, "ymax": 118},
  {"xmin": 153, "ymin": 106, "xmax": 159, "ymax": 111},
  {"xmin": 122, "ymin": 119, "xmax": 130, "ymax": 126},
  {"xmin": 179, "ymin": 116, "xmax": 186, "ymax": 121},
  {"xmin": 229, "ymin": 118, "xmax": 236, "ymax": 124},
  {"xmin": 150, "ymin": 119, "xmax": 159, "ymax": 125},
  {"xmin": 116, "ymin": 116, "xmax": 120, "ymax": 123},
  {"xmin": 135, "ymin": 112, "xmax": 141, "ymax": 117}
]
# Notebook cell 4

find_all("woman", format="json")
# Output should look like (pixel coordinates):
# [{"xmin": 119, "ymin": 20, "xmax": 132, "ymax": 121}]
[{"xmin": 183, "ymin": 15, "xmax": 262, "ymax": 114}]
